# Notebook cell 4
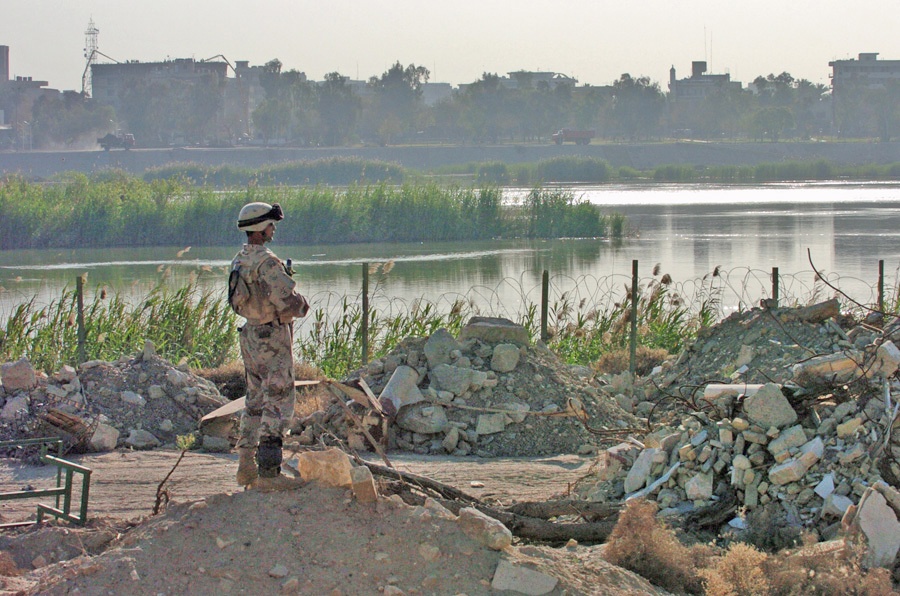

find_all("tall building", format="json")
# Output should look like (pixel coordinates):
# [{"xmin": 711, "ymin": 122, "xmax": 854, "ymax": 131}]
[
  {"xmin": 829, "ymin": 53, "xmax": 900, "ymax": 137},
  {"xmin": 0, "ymin": 45, "xmax": 9, "ymax": 82},
  {"xmin": 668, "ymin": 61, "xmax": 742, "ymax": 103}
]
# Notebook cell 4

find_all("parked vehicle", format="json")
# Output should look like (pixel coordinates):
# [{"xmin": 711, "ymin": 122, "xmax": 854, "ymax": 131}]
[
  {"xmin": 551, "ymin": 129, "xmax": 595, "ymax": 145},
  {"xmin": 97, "ymin": 133, "xmax": 135, "ymax": 151}
]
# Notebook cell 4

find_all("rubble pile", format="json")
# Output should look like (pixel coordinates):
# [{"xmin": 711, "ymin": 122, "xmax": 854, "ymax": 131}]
[
  {"xmin": 0, "ymin": 341, "xmax": 227, "ymax": 454},
  {"xmin": 295, "ymin": 317, "xmax": 639, "ymax": 457},
  {"xmin": 578, "ymin": 300, "xmax": 900, "ymax": 568}
]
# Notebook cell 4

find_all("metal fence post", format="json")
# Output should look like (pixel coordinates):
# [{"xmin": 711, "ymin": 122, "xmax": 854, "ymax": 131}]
[
  {"xmin": 878, "ymin": 259, "xmax": 885, "ymax": 311},
  {"xmin": 361, "ymin": 263, "xmax": 369, "ymax": 366},
  {"xmin": 76, "ymin": 274, "xmax": 86, "ymax": 365},
  {"xmin": 771, "ymin": 267, "xmax": 779, "ymax": 307},
  {"xmin": 541, "ymin": 270, "xmax": 549, "ymax": 343},
  {"xmin": 629, "ymin": 259, "xmax": 638, "ymax": 378}
]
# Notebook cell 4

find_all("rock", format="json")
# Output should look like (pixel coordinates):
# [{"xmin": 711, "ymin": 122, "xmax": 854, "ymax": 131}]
[
  {"xmin": 475, "ymin": 413, "xmax": 508, "ymax": 435},
  {"xmin": 441, "ymin": 426, "xmax": 460, "ymax": 453},
  {"xmin": 1, "ymin": 395, "xmax": 29, "ymax": 420},
  {"xmin": 490, "ymin": 344, "xmax": 521, "ymax": 373},
  {"xmin": 767, "ymin": 425, "xmax": 807, "ymax": 456},
  {"xmin": 742, "ymin": 383, "xmax": 797, "ymax": 429},
  {"xmin": 458, "ymin": 507, "xmax": 512, "ymax": 550},
  {"xmin": 148, "ymin": 385, "xmax": 166, "ymax": 399},
  {"xmin": 396, "ymin": 403, "xmax": 449, "ymax": 435},
  {"xmin": 1, "ymin": 358, "xmax": 37, "ymax": 392},
  {"xmin": 428, "ymin": 364, "xmax": 473, "ymax": 396},
  {"xmin": 54, "ymin": 365, "xmax": 78, "ymax": 383},
  {"xmin": 121, "ymin": 391, "xmax": 146, "ymax": 407},
  {"xmin": 491, "ymin": 558, "xmax": 558, "ymax": 595},
  {"xmin": 125, "ymin": 429, "xmax": 160, "ymax": 450},
  {"xmin": 89, "ymin": 422, "xmax": 120, "ymax": 452},
  {"xmin": 685, "ymin": 472, "xmax": 714, "ymax": 501},
  {"xmin": 201, "ymin": 435, "xmax": 231, "ymax": 452},
  {"xmin": 843, "ymin": 487, "xmax": 900, "ymax": 568},
  {"xmin": 458, "ymin": 317, "xmax": 530, "ymax": 347},
  {"xmin": 822, "ymin": 493, "xmax": 854, "ymax": 518},
  {"xmin": 268, "ymin": 563, "xmax": 289, "ymax": 578},
  {"xmin": 378, "ymin": 366, "xmax": 424, "ymax": 417},
  {"xmin": 624, "ymin": 448, "xmax": 659, "ymax": 494},
  {"xmin": 423, "ymin": 328, "xmax": 459, "ymax": 369},
  {"xmin": 350, "ymin": 466, "xmax": 379, "ymax": 503},
  {"xmin": 297, "ymin": 448, "xmax": 353, "ymax": 487}
]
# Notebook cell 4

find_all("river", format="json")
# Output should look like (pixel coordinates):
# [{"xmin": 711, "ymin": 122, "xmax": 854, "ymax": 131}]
[{"xmin": 2, "ymin": 182, "xmax": 900, "ymax": 321}]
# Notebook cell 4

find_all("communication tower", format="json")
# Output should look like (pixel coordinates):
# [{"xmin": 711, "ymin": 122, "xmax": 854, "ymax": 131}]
[{"xmin": 82, "ymin": 18, "xmax": 99, "ymax": 96}]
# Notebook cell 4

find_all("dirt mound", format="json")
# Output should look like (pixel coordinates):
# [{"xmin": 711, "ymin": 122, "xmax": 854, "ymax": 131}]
[{"xmin": 1, "ymin": 485, "xmax": 666, "ymax": 596}]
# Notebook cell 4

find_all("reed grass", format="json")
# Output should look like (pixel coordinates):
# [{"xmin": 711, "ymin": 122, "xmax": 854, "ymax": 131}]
[{"xmin": 0, "ymin": 176, "xmax": 627, "ymax": 249}]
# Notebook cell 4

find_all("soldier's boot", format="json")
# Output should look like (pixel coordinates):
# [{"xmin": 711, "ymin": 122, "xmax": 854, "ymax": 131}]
[
  {"xmin": 251, "ymin": 436, "xmax": 303, "ymax": 492},
  {"xmin": 235, "ymin": 447, "xmax": 258, "ymax": 487}
]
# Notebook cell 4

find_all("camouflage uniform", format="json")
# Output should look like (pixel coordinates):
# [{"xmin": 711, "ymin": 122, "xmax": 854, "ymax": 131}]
[{"xmin": 231, "ymin": 244, "xmax": 309, "ymax": 449}]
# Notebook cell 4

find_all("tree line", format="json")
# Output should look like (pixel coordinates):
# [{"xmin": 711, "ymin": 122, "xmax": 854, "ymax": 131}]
[{"xmin": 12, "ymin": 60, "xmax": 900, "ymax": 149}]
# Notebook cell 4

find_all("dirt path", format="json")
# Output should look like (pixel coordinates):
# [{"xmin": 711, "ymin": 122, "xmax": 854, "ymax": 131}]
[{"xmin": 0, "ymin": 449, "xmax": 595, "ymax": 525}]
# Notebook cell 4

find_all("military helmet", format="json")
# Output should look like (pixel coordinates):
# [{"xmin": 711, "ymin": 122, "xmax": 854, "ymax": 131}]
[{"xmin": 237, "ymin": 202, "xmax": 284, "ymax": 232}]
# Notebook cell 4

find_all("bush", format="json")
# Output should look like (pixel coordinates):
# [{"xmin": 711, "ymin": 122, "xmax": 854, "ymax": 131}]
[
  {"xmin": 701, "ymin": 542, "xmax": 771, "ymax": 596},
  {"xmin": 594, "ymin": 346, "xmax": 669, "ymax": 376},
  {"xmin": 603, "ymin": 499, "xmax": 702, "ymax": 594}
]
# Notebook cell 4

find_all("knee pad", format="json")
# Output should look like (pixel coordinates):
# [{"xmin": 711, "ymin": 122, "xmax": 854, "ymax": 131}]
[{"xmin": 256, "ymin": 436, "xmax": 283, "ymax": 476}]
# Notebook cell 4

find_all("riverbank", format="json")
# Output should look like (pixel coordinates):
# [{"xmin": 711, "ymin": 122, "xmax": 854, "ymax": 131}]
[{"xmin": 2, "ymin": 140, "xmax": 899, "ymax": 179}]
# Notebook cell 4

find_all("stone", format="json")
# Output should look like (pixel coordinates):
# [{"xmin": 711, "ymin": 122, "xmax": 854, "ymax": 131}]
[
  {"xmin": 423, "ymin": 328, "xmax": 459, "ymax": 369},
  {"xmin": 458, "ymin": 316, "xmax": 530, "ymax": 347},
  {"xmin": 458, "ymin": 507, "xmax": 512, "ymax": 550},
  {"xmin": 1, "ymin": 358, "xmax": 37, "ymax": 392},
  {"xmin": 491, "ymin": 559, "xmax": 558, "ymax": 595},
  {"xmin": 490, "ymin": 344, "xmax": 521, "ymax": 373},
  {"xmin": 742, "ymin": 383, "xmax": 797, "ymax": 429},
  {"xmin": 89, "ymin": 422, "xmax": 120, "ymax": 452},
  {"xmin": 685, "ymin": 472, "xmax": 714, "ymax": 500},
  {"xmin": 268, "ymin": 564, "xmax": 289, "ymax": 578},
  {"xmin": 836, "ymin": 417, "xmax": 862, "ymax": 438},
  {"xmin": 125, "ymin": 429, "xmax": 160, "ymax": 450},
  {"xmin": 441, "ymin": 426, "xmax": 460, "ymax": 453},
  {"xmin": 768, "ymin": 458, "xmax": 810, "ymax": 485},
  {"xmin": 873, "ymin": 340, "xmax": 900, "ymax": 378},
  {"xmin": 624, "ymin": 448, "xmax": 659, "ymax": 494},
  {"xmin": 822, "ymin": 493, "xmax": 854, "ymax": 518},
  {"xmin": 297, "ymin": 448, "xmax": 353, "ymax": 487},
  {"xmin": 815, "ymin": 474, "xmax": 836, "ymax": 499},
  {"xmin": 500, "ymin": 401, "xmax": 530, "ymax": 424},
  {"xmin": 429, "ymin": 364, "xmax": 473, "ymax": 396},
  {"xmin": 792, "ymin": 351, "xmax": 866, "ymax": 385},
  {"xmin": 148, "ymin": 385, "xmax": 166, "ymax": 399},
  {"xmin": 475, "ymin": 413, "xmax": 508, "ymax": 435},
  {"xmin": 767, "ymin": 425, "xmax": 807, "ymax": 456},
  {"xmin": 379, "ymin": 366, "xmax": 425, "ymax": 417},
  {"xmin": 396, "ymin": 403, "xmax": 449, "ymax": 435},
  {"xmin": 847, "ymin": 488, "xmax": 900, "ymax": 568},
  {"xmin": 350, "ymin": 465, "xmax": 379, "ymax": 503},
  {"xmin": 1, "ymin": 395, "xmax": 28, "ymax": 420},
  {"xmin": 54, "ymin": 365, "xmax": 78, "ymax": 383},
  {"xmin": 202, "ymin": 435, "xmax": 231, "ymax": 453},
  {"xmin": 121, "ymin": 391, "xmax": 146, "ymax": 407}
]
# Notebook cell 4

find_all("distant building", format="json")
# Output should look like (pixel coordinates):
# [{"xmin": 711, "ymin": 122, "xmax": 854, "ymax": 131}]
[
  {"xmin": 0, "ymin": 45, "xmax": 57, "ymax": 147},
  {"xmin": 91, "ymin": 58, "xmax": 228, "ymax": 116},
  {"xmin": 457, "ymin": 71, "xmax": 578, "ymax": 94},
  {"xmin": 668, "ymin": 61, "xmax": 742, "ymax": 103},
  {"xmin": 828, "ymin": 53, "xmax": 900, "ymax": 137}
]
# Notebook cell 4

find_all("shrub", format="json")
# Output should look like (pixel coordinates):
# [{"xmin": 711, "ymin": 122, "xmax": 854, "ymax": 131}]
[
  {"xmin": 593, "ymin": 346, "xmax": 669, "ymax": 375},
  {"xmin": 701, "ymin": 542, "xmax": 771, "ymax": 596},
  {"xmin": 603, "ymin": 499, "xmax": 702, "ymax": 594}
]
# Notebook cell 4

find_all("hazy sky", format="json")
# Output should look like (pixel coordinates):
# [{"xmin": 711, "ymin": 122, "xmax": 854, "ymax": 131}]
[{"xmin": 4, "ymin": 1, "xmax": 899, "ymax": 92}]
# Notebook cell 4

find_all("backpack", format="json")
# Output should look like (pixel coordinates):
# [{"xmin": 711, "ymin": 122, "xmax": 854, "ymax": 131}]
[{"xmin": 227, "ymin": 264, "xmax": 251, "ymax": 316}]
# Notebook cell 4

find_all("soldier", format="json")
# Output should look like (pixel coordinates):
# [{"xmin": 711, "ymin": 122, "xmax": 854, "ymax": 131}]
[{"xmin": 229, "ymin": 202, "xmax": 309, "ymax": 491}]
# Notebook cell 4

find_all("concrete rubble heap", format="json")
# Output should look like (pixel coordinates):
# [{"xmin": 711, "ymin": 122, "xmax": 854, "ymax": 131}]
[
  {"xmin": 580, "ymin": 300, "xmax": 900, "ymax": 569},
  {"xmin": 296, "ymin": 317, "xmax": 639, "ymax": 457},
  {"xmin": 0, "ymin": 341, "xmax": 227, "ymax": 454}
]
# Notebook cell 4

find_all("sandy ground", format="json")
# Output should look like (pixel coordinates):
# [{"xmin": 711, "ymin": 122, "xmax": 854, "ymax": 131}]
[{"xmin": 0, "ymin": 449, "xmax": 595, "ymax": 525}]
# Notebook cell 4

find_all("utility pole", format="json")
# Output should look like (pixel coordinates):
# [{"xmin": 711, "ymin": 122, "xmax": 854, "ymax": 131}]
[{"xmin": 82, "ymin": 18, "xmax": 99, "ymax": 96}]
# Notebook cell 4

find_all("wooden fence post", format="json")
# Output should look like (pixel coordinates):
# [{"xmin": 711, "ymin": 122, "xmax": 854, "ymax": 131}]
[
  {"xmin": 361, "ymin": 263, "xmax": 369, "ymax": 366},
  {"xmin": 541, "ymin": 270, "xmax": 549, "ymax": 343},
  {"xmin": 772, "ymin": 267, "xmax": 779, "ymax": 307},
  {"xmin": 629, "ymin": 260, "xmax": 638, "ymax": 377},
  {"xmin": 76, "ymin": 274, "xmax": 86, "ymax": 365},
  {"xmin": 878, "ymin": 259, "xmax": 885, "ymax": 312}
]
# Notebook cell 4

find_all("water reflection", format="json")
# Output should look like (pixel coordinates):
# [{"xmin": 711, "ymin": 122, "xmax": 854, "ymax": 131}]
[{"xmin": 2, "ymin": 183, "xmax": 900, "ymax": 318}]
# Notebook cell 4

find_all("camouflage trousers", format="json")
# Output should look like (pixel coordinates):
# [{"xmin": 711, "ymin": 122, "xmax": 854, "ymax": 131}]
[{"xmin": 237, "ymin": 320, "xmax": 295, "ymax": 448}]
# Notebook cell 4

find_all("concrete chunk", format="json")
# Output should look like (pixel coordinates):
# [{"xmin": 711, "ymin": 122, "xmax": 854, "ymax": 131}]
[
  {"xmin": 458, "ymin": 507, "xmax": 512, "ymax": 550},
  {"xmin": 379, "ymin": 365, "xmax": 424, "ymax": 417},
  {"xmin": 491, "ymin": 559, "xmax": 558, "ymax": 595},
  {"xmin": 742, "ymin": 383, "xmax": 797, "ymax": 429}
]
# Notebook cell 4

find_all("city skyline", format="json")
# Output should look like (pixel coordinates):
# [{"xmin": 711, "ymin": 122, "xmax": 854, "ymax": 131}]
[{"xmin": 4, "ymin": 0, "xmax": 900, "ymax": 92}]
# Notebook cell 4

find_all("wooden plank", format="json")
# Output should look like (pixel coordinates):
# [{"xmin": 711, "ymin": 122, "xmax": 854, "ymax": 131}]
[
  {"xmin": 357, "ymin": 377, "xmax": 384, "ymax": 415},
  {"xmin": 200, "ymin": 397, "xmax": 245, "ymax": 423}
]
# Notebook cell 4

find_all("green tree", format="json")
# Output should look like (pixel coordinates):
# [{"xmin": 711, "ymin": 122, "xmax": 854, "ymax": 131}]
[
  {"xmin": 748, "ymin": 106, "xmax": 794, "ymax": 141},
  {"xmin": 31, "ymin": 91, "xmax": 115, "ymax": 148},
  {"xmin": 317, "ymin": 72, "xmax": 360, "ymax": 146},
  {"xmin": 366, "ymin": 61, "xmax": 430, "ymax": 144},
  {"xmin": 611, "ymin": 74, "xmax": 665, "ymax": 140}
]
